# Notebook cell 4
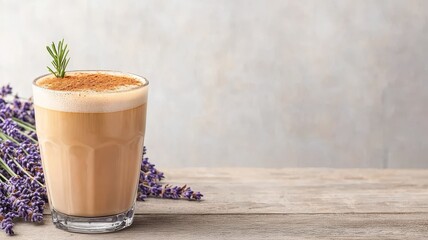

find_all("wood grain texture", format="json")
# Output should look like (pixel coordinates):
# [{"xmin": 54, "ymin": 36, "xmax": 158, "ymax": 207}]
[
  {"xmin": 12, "ymin": 214, "xmax": 428, "ymax": 240},
  {"xmin": 27, "ymin": 169, "xmax": 428, "ymax": 239},
  {"xmin": 132, "ymin": 168, "xmax": 428, "ymax": 214}
]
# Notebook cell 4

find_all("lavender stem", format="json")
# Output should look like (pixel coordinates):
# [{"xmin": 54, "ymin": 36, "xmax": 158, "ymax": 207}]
[
  {"xmin": 0, "ymin": 157, "xmax": 17, "ymax": 178},
  {"xmin": 0, "ymin": 132, "xmax": 19, "ymax": 145},
  {"xmin": 0, "ymin": 117, "xmax": 37, "ymax": 144},
  {"xmin": 11, "ymin": 117, "xmax": 36, "ymax": 131},
  {"xmin": 6, "ymin": 154, "xmax": 44, "ymax": 187},
  {"xmin": 0, "ymin": 172, "xmax": 7, "ymax": 182}
]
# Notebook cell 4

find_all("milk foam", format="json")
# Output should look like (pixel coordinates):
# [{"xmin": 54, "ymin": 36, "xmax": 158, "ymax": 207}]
[{"xmin": 32, "ymin": 71, "xmax": 148, "ymax": 113}]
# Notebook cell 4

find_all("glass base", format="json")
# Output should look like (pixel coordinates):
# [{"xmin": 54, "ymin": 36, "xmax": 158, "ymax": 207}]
[{"xmin": 51, "ymin": 204, "xmax": 135, "ymax": 233}]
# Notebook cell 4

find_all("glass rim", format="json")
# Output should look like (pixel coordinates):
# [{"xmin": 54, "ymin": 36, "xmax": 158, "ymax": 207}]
[{"xmin": 32, "ymin": 70, "xmax": 149, "ymax": 95}]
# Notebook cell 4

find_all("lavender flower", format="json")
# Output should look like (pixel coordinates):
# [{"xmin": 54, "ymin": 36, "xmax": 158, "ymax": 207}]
[
  {"xmin": 0, "ymin": 176, "xmax": 46, "ymax": 235},
  {"xmin": 138, "ymin": 157, "xmax": 203, "ymax": 201},
  {"xmin": 0, "ymin": 85, "xmax": 12, "ymax": 97},
  {"xmin": 0, "ymin": 84, "xmax": 203, "ymax": 235},
  {"xmin": 1, "ymin": 217, "xmax": 13, "ymax": 235}
]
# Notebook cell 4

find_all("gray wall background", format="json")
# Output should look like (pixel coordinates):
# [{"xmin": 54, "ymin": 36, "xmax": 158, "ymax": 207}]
[{"xmin": 0, "ymin": 0, "xmax": 427, "ymax": 168}]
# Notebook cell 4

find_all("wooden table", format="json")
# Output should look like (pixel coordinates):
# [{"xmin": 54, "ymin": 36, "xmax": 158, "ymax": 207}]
[{"xmin": 13, "ymin": 168, "xmax": 428, "ymax": 239}]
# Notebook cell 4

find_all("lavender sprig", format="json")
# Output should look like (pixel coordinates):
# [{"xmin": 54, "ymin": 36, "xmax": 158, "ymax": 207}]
[
  {"xmin": 0, "ymin": 85, "xmax": 203, "ymax": 235},
  {"xmin": 138, "ymin": 152, "xmax": 203, "ymax": 201}
]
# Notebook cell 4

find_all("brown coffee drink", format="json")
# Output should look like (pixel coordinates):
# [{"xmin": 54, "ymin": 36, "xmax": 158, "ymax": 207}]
[{"xmin": 32, "ymin": 71, "xmax": 148, "ymax": 232}]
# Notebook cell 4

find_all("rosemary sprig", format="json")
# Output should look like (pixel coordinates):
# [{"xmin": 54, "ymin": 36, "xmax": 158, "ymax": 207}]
[{"xmin": 46, "ymin": 39, "xmax": 70, "ymax": 78}]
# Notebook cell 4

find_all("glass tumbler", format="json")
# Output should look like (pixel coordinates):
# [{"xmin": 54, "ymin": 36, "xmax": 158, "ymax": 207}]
[{"xmin": 32, "ymin": 71, "xmax": 148, "ymax": 233}]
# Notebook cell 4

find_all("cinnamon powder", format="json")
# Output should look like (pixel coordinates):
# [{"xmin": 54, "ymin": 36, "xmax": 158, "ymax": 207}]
[{"xmin": 37, "ymin": 73, "xmax": 142, "ymax": 91}]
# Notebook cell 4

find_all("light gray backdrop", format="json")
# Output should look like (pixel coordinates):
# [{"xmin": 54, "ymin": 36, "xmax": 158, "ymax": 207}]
[{"xmin": 0, "ymin": 0, "xmax": 427, "ymax": 168}]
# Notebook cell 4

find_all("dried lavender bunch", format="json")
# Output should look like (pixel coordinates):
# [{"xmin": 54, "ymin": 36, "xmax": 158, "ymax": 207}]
[
  {"xmin": 0, "ymin": 177, "xmax": 46, "ymax": 235},
  {"xmin": 138, "ymin": 147, "xmax": 203, "ymax": 201},
  {"xmin": 0, "ymin": 84, "xmax": 202, "ymax": 235}
]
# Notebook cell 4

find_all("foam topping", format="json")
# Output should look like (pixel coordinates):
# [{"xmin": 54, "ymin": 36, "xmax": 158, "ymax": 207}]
[{"xmin": 32, "ymin": 71, "xmax": 148, "ymax": 113}]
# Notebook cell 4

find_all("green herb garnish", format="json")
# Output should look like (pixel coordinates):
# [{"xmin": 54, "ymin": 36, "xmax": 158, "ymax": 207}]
[{"xmin": 46, "ymin": 39, "xmax": 70, "ymax": 78}]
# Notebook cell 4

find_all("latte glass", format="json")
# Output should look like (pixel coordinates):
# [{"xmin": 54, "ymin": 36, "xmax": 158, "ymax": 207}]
[{"xmin": 32, "ymin": 71, "xmax": 148, "ymax": 233}]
